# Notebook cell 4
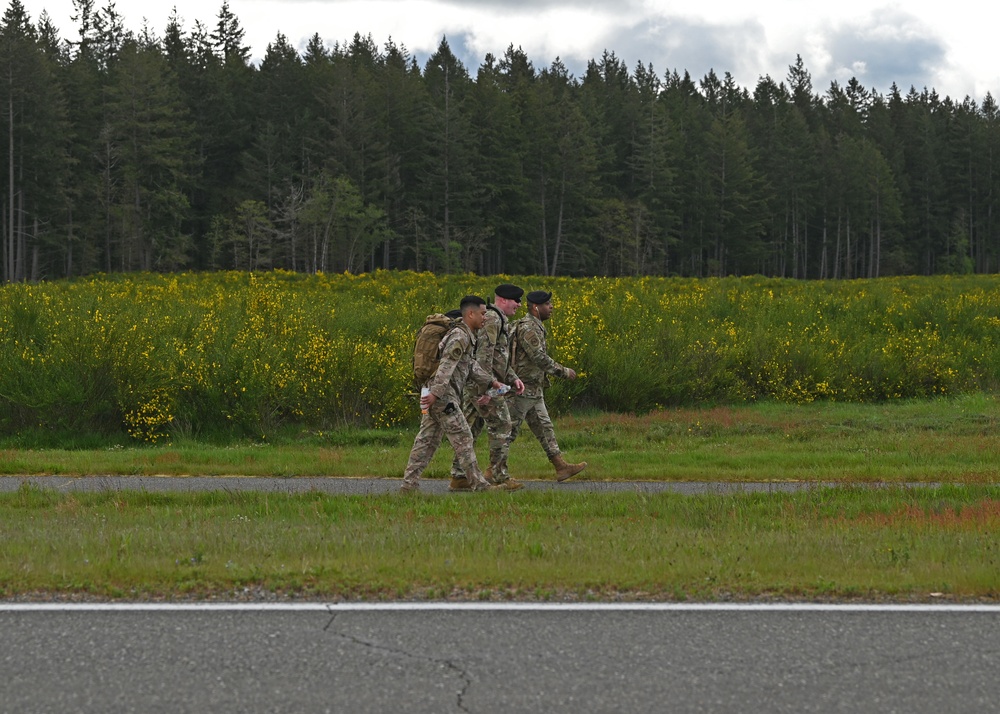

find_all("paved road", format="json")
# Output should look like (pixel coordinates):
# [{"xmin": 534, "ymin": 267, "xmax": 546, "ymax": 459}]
[
  {"xmin": 2, "ymin": 477, "xmax": 978, "ymax": 712},
  {"xmin": 0, "ymin": 475, "xmax": 918, "ymax": 495},
  {"xmin": 1, "ymin": 604, "xmax": 998, "ymax": 713}
]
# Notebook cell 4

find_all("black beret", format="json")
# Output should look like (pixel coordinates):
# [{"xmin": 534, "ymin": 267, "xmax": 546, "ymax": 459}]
[
  {"xmin": 494, "ymin": 283, "xmax": 524, "ymax": 301},
  {"xmin": 526, "ymin": 290, "xmax": 552, "ymax": 305},
  {"xmin": 444, "ymin": 308, "xmax": 463, "ymax": 319},
  {"xmin": 459, "ymin": 294, "xmax": 486, "ymax": 309}
]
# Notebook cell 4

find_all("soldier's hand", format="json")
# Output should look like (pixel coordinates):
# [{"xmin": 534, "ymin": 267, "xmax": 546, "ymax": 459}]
[
  {"xmin": 476, "ymin": 393, "xmax": 491, "ymax": 406},
  {"xmin": 565, "ymin": 368, "xmax": 577, "ymax": 380},
  {"xmin": 421, "ymin": 391, "xmax": 438, "ymax": 410},
  {"xmin": 514, "ymin": 378, "xmax": 525, "ymax": 395}
]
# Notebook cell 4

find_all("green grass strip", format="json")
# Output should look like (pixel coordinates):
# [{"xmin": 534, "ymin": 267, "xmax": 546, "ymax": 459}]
[
  {"xmin": 4, "ymin": 396, "xmax": 1000, "ymax": 482},
  {"xmin": 2, "ymin": 484, "xmax": 998, "ymax": 601}
]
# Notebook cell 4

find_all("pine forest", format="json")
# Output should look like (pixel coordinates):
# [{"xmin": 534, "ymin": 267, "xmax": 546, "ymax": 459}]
[{"xmin": 3, "ymin": 0, "xmax": 1000, "ymax": 282}]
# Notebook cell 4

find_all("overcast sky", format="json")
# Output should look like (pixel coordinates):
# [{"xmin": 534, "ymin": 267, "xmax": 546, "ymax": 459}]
[{"xmin": 18, "ymin": 0, "xmax": 997, "ymax": 101}]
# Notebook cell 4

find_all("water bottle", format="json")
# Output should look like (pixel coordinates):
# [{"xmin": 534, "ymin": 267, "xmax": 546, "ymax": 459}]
[
  {"xmin": 486, "ymin": 384, "xmax": 510, "ymax": 398},
  {"xmin": 420, "ymin": 386, "xmax": 431, "ymax": 414}
]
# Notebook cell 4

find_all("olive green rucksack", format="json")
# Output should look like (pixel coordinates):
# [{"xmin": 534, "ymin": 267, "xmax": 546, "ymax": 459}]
[{"xmin": 412, "ymin": 313, "xmax": 462, "ymax": 386}]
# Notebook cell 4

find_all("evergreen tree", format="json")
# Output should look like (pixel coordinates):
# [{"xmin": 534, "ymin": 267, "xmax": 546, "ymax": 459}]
[
  {"xmin": 209, "ymin": 0, "xmax": 248, "ymax": 65},
  {"xmin": 0, "ymin": 0, "xmax": 69, "ymax": 281},
  {"xmin": 901, "ymin": 88, "xmax": 949, "ymax": 273},
  {"xmin": 703, "ymin": 105, "xmax": 766, "ymax": 275},
  {"xmin": 978, "ymin": 93, "xmax": 1000, "ymax": 271},
  {"xmin": 749, "ymin": 71, "xmax": 820, "ymax": 277},
  {"xmin": 469, "ymin": 51, "xmax": 529, "ymax": 273},
  {"xmin": 191, "ymin": 3, "xmax": 255, "ymax": 263},
  {"xmin": 4, "ymin": 8, "xmax": 1000, "ymax": 281},
  {"xmin": 661, "ymin": 69, "xmax": 712, "ymax": 275},
  {"xmin": 531, "ymin": 59, "xmax": 599, "ymax": 275},
  {"xmin": 373, "ymin": 37, "xmax": 427, "ymax": 270},
  {"xmin": 833, "ymin": 135, "xmax": 902, "ymax": 277},
  {"xmin": 104, "ymin": 35, "xmax": 194, "ymax": 270},
  {"xmin": 625, "ymin": 61, "xmax": 678, "ymax": 275},
  {"xmin": 580, "ymin": 50, "xmax": 639, "ymax": 195},
  {"xmin": 418, "ymin": 37, "xmax": 480, "ymax": 272},
  {"xmin": 247, "ymin": 32, "xmax": 303, "ymax": 210},
  {"xmin": 492, "ymin": 44, "xmax": 542, "ymax": 272}
]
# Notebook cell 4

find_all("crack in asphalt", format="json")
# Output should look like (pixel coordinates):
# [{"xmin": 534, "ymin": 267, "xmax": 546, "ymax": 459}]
[{"xmin": 324, "ymin": 608, "xmax": 473, "ymax": 712}]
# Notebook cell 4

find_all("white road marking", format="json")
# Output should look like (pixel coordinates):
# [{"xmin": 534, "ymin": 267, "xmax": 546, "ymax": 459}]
[{"xmin": 1, "ymin": 602, "xmax": 999, "ymax": 612}]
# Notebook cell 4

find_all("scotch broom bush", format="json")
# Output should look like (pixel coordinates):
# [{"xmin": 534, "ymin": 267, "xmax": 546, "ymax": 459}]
[{"xmin": 1, "ymin": 271, "xmax": 999, "ymax": 442}]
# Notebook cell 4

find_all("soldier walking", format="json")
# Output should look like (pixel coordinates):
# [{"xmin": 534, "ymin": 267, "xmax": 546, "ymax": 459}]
[
  {"xmin": 508, "ymin": 290, "xmax": 587, "ymax": 482},
  {"xmin": 401, "ymin": 295, "xmax": 508, "ymax": 493},
  {"xmin": 450, "ymin": 283, "xmax": 527, "ymax": 492}
]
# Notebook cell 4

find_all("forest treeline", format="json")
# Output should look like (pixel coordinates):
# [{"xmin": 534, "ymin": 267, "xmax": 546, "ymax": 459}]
[{"xmin": 3, "ymin": 0, "xmax": 1000, "ymax": 282}]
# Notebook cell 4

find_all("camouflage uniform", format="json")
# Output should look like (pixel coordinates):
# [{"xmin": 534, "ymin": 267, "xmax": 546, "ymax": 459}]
[
  {"xmin": 402, "ymin": 321, "xmax": 494, "ymax": 490},
  {"xmin": 451, "ymin": 304, "xmax": 520, "ymax": 483},
  {"xmin": 508, "ymin": 312, "xmax": 574, "ymax": 459}
]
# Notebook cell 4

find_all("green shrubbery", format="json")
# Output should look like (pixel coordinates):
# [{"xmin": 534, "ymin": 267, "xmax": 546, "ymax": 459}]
[{"xmin": 2, "ymin": 271, "xmax": 999, "ymax": 441}]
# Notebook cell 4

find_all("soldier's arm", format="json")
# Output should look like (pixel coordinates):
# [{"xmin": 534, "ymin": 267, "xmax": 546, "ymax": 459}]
[
  {"xmin": 520, "ymin": 323, "xmax": 570, "ymax": 378},
  {"xmin": 477, "ymin": 320, "xmax": 500, "ymax": 378},
  {"xmin": 470, "ymin": 359, "xmax": 496, "ymax": 392},
  {"xmin": 428, "ymin": 332, "xmax": 465, "ymax": 399}
]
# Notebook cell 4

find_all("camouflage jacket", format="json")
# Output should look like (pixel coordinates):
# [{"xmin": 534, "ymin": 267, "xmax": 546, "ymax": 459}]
[
  {"xmin": 510, "ymin": 313, "xmax": 571, "ymax": 398},
  {"xmin": 427, "ymin": 321, "xmax": 493, "ymax": 405},
  {"xmin": 464, "ymin": 305, "xmax": 518, "ymax": 399}
]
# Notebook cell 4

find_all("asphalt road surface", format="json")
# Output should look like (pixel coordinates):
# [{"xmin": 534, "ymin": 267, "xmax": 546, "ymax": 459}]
[
  {"xmin": 0, "ymin": 475, "xmax": 906, "ymax": 496},
  {"xmin": 2, "ymin": 603, "xmax": 998, "ymax": 713},
  {"xmin": 1, "ymin": 477, "xmax": 985, "ymax": 712}
]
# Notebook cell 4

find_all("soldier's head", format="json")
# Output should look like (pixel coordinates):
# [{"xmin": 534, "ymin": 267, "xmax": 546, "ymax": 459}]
[
  {"xmin": 460, "ymin": 295, "xmax": 488, "ymax": 330},
  {"xmin": 526, "ymin": 290, "xmax": 553, "ymax": 321},
  {"xmin": 493, "ymin": 283, "xmax": 524, "ymax": 317}
]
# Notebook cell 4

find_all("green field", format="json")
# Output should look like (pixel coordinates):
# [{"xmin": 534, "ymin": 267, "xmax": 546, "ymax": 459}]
[
  {"xmin": 3, "ymin": 273, "xmax": 1000, "ymax": 602},
  {"xmin": 2, "ymin": 398, "xmax": 999, "ymax": 602},
  {"xmin": 5, "ymin": 271, "xmax": 1000, "ymax": 442},
  {"xmin": 4, "ymin": 396, "xmax": 1000, "ymax": 483},
  {"xmin": 2, "ymin": 483, "xmax": 997, "ymax": 602}
]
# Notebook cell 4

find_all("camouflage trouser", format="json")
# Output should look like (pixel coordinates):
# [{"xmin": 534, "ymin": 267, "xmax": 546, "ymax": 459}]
[
  {"xmin": 450, "ymin": 396, "xmax": 514, "ymax": 482},
  {"xmin": 508, "ymin": 393, "xmax": 560, "ymax": 460},
  {"xmin": 402, "ymin": 399, "xmax": 488, "ymax": 488}
]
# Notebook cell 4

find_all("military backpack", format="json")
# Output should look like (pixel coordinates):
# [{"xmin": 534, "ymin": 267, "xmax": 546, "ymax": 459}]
[{"xmin": 412, "ymin": 313, "xmax": 462, "ymax": 386}]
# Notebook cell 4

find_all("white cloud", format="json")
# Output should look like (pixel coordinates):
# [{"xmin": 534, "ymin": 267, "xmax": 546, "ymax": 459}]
[{"xmin": 19, "ymin": 0, "xmax": 999, "ymax": 100}]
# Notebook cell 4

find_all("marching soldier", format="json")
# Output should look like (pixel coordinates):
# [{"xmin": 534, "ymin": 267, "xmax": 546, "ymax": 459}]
[
  {"xmin": 401, "ymin": 295, "xmax": 507, "ymax": 493},
  {"xmin": 449, "ymin": 283, "xmax": 526, "ymax": 492},
  {"xmin": 508, "ymin": 290, "xmax": 587, "ymax": 482}
]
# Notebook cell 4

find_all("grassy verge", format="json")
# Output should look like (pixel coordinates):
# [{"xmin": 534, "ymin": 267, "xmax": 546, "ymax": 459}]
[
  {"xmin": 3, "ymin": 397, "xmax": 998, "ymax": 602},
  {"xmin": 3, "ymin": 395, "xmax": 1000, "ymax": 482},
  {"xmin": 2, "ymin": 484, "xmax": 998, "ymax": 601}
]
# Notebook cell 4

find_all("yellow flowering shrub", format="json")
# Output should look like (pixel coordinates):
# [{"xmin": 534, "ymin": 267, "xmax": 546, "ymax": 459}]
[{"xmin": 1, "ymin": 271, "xmax": 1000, "ymax": 441}]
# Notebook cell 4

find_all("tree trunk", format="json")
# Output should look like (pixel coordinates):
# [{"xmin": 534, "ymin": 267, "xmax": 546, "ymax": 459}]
[
  {"xmin": 550, "ymin": 168, "xmax": 566, "ymax": 276},
  {"xmin": 6, "ymin": 92, "xmax": 13, "ymax": 283}
]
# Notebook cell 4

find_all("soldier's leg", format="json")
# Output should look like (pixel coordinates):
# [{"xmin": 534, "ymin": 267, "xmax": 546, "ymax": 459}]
[
  {"xmin": 507, "ymin": 394, "xmax": 534, "ymax": 445},
  {"xmin": 483, "ymin": 398, "xmax": 513, "ymax": 482},
  {"xmin": 450, "ymin": 400, "xmax": 484, "ymax": 481},
  {"xmin": 401, "ymin": 410, "xmax": 445, "ymax": 489},
  {"xmin": 527, "ymin": 396, "xmax": 587, "ymax": 481},
  {"xmin": 441, "ymin": 403, "xmax": 491, "ymax": 489},
  {"xmin": 524, "ymin": 397, "xmax": 560, "ymax": 460}
]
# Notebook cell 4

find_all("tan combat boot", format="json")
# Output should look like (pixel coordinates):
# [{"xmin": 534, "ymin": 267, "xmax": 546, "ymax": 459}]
[
  {"xmin": 550, "ymin": 454, "xmax": 587, "ymax": 482},
  {"xmin": 487, "ymin": 463, "xmax": 524, "ymax": 491},
  {"xmin": 449, "ymin": 476, "xmax": 472, "ymax": 492},
  {"xmin": 493, "ymin": 477, "xmax": 524, "ymax": 492}
]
